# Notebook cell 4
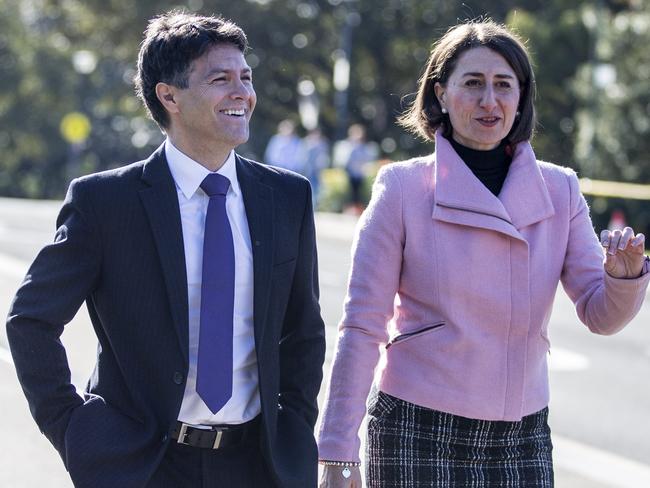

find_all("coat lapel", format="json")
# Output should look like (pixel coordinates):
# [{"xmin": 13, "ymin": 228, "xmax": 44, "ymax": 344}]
[
  {"xmin": 138, "ymin": 145, "xmax": 189, "ymax": 364},
  {"xmin": 236, "ymin": 155, "xmax": 274, "ymax": 347},
  {"xmin": 499, "ymin": 142, "xmax": 555, "ymax": 229},
  {"xmin": 432, "ymin": 133, "xmax": 554, "ymax": 240}
]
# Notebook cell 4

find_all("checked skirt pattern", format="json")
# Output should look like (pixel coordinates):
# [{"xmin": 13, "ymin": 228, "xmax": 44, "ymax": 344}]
[{"xmin": 366, "ymin": 391, "xmax": 554, "ymax": 487}]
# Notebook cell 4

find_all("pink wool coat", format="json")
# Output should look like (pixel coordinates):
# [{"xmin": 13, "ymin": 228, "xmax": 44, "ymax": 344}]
[{"xmin": 318, "ymin": 133, "xmax": 650, "ymax": 462}]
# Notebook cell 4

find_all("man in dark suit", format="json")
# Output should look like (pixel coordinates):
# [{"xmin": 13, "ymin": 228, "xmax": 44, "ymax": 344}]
[{"xmin": 6, "ymin": 10, "xmax": 325, "ymax": 488}]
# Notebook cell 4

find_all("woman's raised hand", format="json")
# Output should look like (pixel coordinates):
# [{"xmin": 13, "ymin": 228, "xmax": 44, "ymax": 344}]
[{"xmin": 600, "ymin": 227, "xmax": 646, "ymax": 279}]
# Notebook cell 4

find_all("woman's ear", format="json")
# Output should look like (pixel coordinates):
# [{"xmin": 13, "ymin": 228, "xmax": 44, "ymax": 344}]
[{"xmin": 434, "ymin": 82, "xmax": 445, "ymax": 110}]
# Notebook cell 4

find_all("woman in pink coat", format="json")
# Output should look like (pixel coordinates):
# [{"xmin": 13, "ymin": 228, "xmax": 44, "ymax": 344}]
[{"xmin": 318, "ymin": 20, "xmax": 649, "ymax": 488}]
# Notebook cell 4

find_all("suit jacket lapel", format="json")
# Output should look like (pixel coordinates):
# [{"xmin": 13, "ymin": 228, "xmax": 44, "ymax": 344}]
[
  {"xmin": 138, "ymin": 144, "xmax": 189, "ymax": 364},
  {"xmin": 236, "ymin": 154, "xmax": 274, "ymax": 347}
]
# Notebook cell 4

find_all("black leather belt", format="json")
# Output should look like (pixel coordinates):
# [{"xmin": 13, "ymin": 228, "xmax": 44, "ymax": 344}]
[{"xmin": 171, "ymin": 416, "xmax": 259, "ymax": 449}]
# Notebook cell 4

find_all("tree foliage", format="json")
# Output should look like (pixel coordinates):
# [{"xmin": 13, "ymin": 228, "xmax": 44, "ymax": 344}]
[{"xmin": 1, "ymin": 0, "xmax": 649, "ymax": 231}]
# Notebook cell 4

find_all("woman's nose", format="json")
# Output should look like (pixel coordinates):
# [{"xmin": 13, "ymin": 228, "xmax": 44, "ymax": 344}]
[{"xmin": 479, "ymin": 86, "xmax": 497, "ymax": 110}]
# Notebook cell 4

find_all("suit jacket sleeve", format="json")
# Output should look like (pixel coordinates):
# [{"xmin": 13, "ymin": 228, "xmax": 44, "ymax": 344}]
[
  {"xmin": 6, "ymin": 178, "xmax": 101, "ymax": 457},
  {"xmin": 560, "ymin": 170, "xmax": 650, "ymax": 334},
  {"xmin": 278, "ymin": 180, "xmax": 326, "ymax": 429}
]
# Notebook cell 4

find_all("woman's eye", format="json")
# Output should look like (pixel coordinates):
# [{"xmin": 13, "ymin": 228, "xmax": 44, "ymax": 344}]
[{"xmin": 465, "ymin": 79, "xmax": 481, "ymax": 87}]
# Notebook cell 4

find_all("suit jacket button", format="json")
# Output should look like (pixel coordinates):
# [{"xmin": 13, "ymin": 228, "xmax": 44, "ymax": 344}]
[
  {"xmin": 173, "ymin": 372, "xmax": 183, "ymax": 385},
  {"xmin": 161, "ymin": 434, "xmax": 169, "ymax": 443}
]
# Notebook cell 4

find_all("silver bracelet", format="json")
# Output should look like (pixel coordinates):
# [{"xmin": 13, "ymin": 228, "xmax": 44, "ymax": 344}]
[{"xmin": 319, "ymin": 460, "xmax": 361, "ymax": 467}]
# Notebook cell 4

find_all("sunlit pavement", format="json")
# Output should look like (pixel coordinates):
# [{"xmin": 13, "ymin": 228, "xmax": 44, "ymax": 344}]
[{"xmin": 1, "ymin": 198, "xmax": 649, "ymax": 487}]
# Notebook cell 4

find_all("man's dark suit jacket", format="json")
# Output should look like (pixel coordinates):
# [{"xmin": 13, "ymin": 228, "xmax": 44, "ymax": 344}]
[{"xmin": 6, "ymin": 145, "xmax": 326, "ymax": 488}]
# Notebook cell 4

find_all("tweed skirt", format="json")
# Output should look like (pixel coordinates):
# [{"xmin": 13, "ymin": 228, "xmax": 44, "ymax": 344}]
[{"xmin": 366, "ymin": 390, "xmax": 554, "ymax": 487}]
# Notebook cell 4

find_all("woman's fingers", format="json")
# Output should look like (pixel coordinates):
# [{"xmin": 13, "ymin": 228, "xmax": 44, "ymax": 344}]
[
  {"xmin": 618, "ymin": 227, "xmax": 635, "ymax": 250},
  {"xmin": 601, "ymin": 227, "xmax": 641, "ymax": 255},
  {"xmin": 631, "ymin": 233, "xmax": 646, "ymax": 249},
  {"xmin": 601, "ymin": 229, "xmax": 619, "ymax": 255}
]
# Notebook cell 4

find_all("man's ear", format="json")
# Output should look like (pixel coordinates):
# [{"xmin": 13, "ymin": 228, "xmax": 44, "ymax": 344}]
[{"xmin": 156, "ymin": 82, "xmax": 180, "ymax": 115}]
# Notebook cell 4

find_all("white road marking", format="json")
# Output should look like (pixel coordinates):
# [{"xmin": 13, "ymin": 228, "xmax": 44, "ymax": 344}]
[
  {"xmin": 0, "ymin": 345, "xmax": 13, "ymax": 367},
  {"xmin": 319, "ymin": 270, "xmax": 345, "ymax": 287},
  {"xmin": 548, "ymin": 347, "xmax": 590, "ymax": 371},
  {"xmin": 0, "ymin": 252, "xmax": 28, "ymax": 279},
  {"xmin": 554, "ymin": 434, "xmax": 650, "ymax": 487}
]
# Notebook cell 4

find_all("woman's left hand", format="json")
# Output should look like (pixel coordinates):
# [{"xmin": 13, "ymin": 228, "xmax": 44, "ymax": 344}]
[{"xmin": 600, "ymin": 227, "xmax": 646, "ymax": 279}]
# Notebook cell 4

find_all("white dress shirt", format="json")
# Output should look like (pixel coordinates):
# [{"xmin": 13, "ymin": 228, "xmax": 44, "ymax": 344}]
[{"xmin": 165, "ymin": 139, "xmax": 260, "ymax": 426}]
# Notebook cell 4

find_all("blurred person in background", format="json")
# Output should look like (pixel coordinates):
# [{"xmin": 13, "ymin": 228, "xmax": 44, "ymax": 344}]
[
  {"xmin": 264, "ymin": 118, "xmax": 304, "ymax": 173},
  {"xmin": 6, "ymin": 10, "xmax": 324, "ymax": 488},
  {"xmin": 300, "ymin": 128, "xmax": 330, "ymax": 208},
  {"xmin": 333, "ymin": 124, "xmax": 378, "ymax": 215},
  {"xmin": 318, "ymin": 19, "xmax": 649, "ymax": 488}
]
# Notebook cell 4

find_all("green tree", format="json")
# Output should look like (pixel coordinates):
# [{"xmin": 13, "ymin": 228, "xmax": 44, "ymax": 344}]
[{"xmin": 1, "ymin": 0, "xmax": 649, "ymax": 231}]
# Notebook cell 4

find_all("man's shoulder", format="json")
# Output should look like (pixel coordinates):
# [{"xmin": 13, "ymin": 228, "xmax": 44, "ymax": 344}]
[
  {"xmin": 70, "ymin": 147, "xmax": 164, "ymax": 193},
  {"xmin": 66, "ymin": 149, "xmax": 164, "ymax": 207},
  {"xmin": 73, "ymin": 160, "xmax": 146, "ymax": 186}
]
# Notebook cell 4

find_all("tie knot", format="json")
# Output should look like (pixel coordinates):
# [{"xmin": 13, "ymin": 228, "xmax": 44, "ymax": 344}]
[{"xmin": 200, "ymin": 173, "xmax": 230, "ymax": 197}]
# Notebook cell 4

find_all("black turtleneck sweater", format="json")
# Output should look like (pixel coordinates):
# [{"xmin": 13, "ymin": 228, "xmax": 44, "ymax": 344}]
[{"xmin": 449, "ymin": 138, "xmax": 512, "ymax": 197}]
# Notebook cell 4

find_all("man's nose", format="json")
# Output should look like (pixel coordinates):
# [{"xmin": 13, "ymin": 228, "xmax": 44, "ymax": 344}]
[{"xmin": 230, "ymin": 79, "xmax": 250, "ymax": 99}]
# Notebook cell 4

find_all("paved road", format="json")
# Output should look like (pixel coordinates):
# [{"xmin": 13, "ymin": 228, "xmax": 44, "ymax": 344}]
[{"xmin": 1, "ymin": 196, "xmax": 649, "ymax": 487}]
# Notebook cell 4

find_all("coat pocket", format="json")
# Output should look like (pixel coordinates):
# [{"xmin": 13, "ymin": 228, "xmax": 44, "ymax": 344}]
[{"xmin": 385, "ymin": 321, "xmax": 446, "ymax": 349}]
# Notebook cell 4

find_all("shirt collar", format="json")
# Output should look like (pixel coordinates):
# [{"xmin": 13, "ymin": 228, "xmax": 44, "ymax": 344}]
[{"xmin": 165, "ymin": 138, "xmax": 240, "ymax": 199}]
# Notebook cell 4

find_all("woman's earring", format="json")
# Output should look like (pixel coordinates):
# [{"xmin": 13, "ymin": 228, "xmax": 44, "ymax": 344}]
[
  {"xmin": 516, "ymin": 111, "xmax": 521, "ymax": 117},
  {"xmin": 441, "ymin": 107, "xmax": 448, "ymax": 114}
]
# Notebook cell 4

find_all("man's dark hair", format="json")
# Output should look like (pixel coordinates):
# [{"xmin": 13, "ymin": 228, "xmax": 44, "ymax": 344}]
[
  {"xmin": 398, "ymin": 19, "xmax": 536, "ymax": 145},
  {"xmin": 134, "ymin": 10, "xmax": 248, "ymax": 129}
]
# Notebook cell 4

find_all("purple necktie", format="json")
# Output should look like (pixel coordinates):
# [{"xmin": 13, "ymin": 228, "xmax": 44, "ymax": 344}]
[{"xmin": 198, "ymin": 173, "xmax": 234, "ymax": 413}]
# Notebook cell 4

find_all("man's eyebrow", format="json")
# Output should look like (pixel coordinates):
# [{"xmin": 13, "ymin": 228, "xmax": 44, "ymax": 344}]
[
  {"xmin": 203, "ymin": 66, "xmax": 252, "ymax": 79},
  {"xmin": 461, "ymin": 71, "xmax": 516, "ymax": 79}
]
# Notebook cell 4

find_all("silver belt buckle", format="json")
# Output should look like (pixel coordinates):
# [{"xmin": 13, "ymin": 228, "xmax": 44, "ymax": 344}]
[
  {"xmin": 212, "ymin": 430, "xmax": 224, "ymax": 449},
  {"xmin": 177, "ymin": 423, "xmax": 190, "ymax": 445}
]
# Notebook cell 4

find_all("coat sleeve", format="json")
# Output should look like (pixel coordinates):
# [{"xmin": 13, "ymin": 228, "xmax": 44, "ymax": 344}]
[
  {"xmin": 560, "ymin": 170, "xmax": 650, "ymax": 334},
  {"xmin": 318, "ymin": 164, "xmax": 404, "ymax": 462},
  {"xmin": 278, "ymin": 179, "xmax": 326, "ymax": 429},
  {"xmin": 6, "ymin": 178, "xmax": 101, "ymax": 458}
]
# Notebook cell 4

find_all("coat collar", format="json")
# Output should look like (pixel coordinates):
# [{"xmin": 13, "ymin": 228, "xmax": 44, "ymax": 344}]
[{"xmin": 432, "ymin": 132, "xmax": 554, "ymax": 239}]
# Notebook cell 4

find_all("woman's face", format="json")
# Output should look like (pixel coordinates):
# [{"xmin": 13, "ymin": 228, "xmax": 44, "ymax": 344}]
[{"xmin": 434, "ymin": 46, "xmax": 521, "ymax": 150}]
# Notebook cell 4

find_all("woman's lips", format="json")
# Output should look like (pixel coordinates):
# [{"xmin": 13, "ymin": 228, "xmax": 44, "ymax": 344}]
[{"xmin": 476, "ymin": 116, "xmax": 500, "ymax": 127}]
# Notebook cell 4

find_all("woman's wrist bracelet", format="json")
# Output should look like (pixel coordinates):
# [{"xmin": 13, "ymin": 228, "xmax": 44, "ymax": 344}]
[{"xmin": 319, "ymin": 460, "xmax": 362, "ymax": 467}]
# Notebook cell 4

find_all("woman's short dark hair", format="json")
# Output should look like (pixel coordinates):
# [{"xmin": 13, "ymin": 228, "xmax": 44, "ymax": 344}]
[
  {"xmin": 398, "ymin": 20, "xmax": 536, "ymax": 145},
  {"xmin": 134, "ymin": 10, "xmax": 248, "ymax": 129}
]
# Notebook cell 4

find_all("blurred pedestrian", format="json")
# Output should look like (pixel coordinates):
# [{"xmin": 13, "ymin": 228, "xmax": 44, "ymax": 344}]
[
  {"xmin": 318, "ymin": 19, "xmax": 650, "ymax": 488},
  {"xmin": 334, "ymin": 124, "xmax": 378, "ymax": 214},
  {"xmin": 6, "ymin": 10, "xmax": 324, "ymax": 488},
  {"xmin": 264, "ymin": 119, "xmax": 304, "ymax": 172},
  {"xmin": 301, "ymin": 127, "xmax": 330, "ymax": 207},
  {"xmin": 608, "ymin": 208, "xmax": 627, "ymax": 231}
]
